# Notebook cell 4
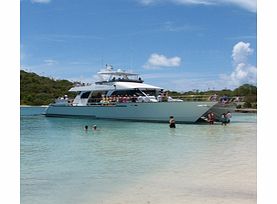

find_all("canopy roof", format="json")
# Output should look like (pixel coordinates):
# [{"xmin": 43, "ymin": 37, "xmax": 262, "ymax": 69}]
[{"xmin": 69, "ymin": 81, "xmax": 162, "ymax": 92}]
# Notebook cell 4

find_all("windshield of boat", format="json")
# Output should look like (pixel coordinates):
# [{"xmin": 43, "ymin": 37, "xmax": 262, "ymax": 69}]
[{"xmin": 109, "ymin": 89, "xmax": 158, "ymax": 97}]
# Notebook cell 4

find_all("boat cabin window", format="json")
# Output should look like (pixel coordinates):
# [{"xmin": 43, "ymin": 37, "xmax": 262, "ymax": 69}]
[
  {"xmin": 110, "ymin": 89, "xmax": 144, "ymax": 97},
  {"xmin": 88, "ymin": 91, "xmax": 107, "ymax": 103},
  {"xmin": 141, "ymin": 89, "xmax": 157, "ymax": 96},
  {"xmin": 80, "ymin": 91, "xmax": 91, "ymax": 99}
]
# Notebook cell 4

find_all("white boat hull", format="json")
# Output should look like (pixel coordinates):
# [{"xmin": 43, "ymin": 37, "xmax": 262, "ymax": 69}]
[{"xmin": 43, "ymin": 101, "xmax": 217, "ymax": 123}]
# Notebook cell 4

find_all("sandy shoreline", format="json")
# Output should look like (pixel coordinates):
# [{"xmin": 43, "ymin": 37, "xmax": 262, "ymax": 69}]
[{"xmin": 92, "ymin": 166, "xmax": 256, "ymax": 204}]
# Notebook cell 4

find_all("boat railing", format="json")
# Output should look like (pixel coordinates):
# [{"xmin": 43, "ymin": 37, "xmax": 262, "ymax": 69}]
[
  {"xmin": 95, "ymin": 78, "xmax": 144, "ymax": 84},
  {"xmin": 73, "ymin": 82, "xmax": 92, "ymax": 87},
  {"xmin": 171, "ymin": 95, "xmax": 243, "ymax": 103},
  {"xmin": 59, "ymin": 94, "xmax": 240, "ymax": 106},
  {"xmin": 171, "ymin": 95, "xmax": 211, "ymax": 102}
]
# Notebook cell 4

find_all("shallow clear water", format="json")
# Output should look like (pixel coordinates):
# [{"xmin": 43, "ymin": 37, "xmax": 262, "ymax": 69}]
[{"xmin": 21, "ymin": 107, "xmax": 256, "ymax": 204}]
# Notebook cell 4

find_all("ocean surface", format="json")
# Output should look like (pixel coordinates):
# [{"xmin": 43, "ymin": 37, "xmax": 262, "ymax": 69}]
[{"xmin": 20, "ymin": 107, "xmax": 257, "ymax": 204}]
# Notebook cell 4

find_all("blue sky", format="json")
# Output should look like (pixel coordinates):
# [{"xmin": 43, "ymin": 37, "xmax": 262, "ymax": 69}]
[{"xmin": 20, "ymin": 0, "xmax": 257, "ymax": 91}]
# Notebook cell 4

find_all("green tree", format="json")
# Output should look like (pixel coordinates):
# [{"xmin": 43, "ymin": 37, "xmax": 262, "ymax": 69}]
[{"xmin": 20, "ymin": 70, "xmax": 75, "ymax": 105}]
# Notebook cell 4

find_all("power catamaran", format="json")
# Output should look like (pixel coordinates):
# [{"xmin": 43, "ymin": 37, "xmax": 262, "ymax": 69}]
[{"xmin": 43, "ymin": 65, "xmax": 233, "ymax": 123}]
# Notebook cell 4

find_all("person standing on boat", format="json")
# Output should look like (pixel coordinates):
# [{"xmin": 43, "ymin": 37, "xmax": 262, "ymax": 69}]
[
  {"xmin": 169, "ymin": 116, "xmax": 176, "ymax": 128},
  {"xmin": 165, "ymin": 92, "xmax": 169, "ymax": 102},
  {"xmin": 157, "ymin": 94, "xmax": 162, "ymax": 102},
  {"xmin": 209, "ymin": 94, "xmax": 217, "ymax": 102}
]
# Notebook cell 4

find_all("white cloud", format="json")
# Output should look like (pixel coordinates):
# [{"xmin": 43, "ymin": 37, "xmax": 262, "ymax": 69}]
[
  {"xmin": 31, "ymin": 0, "xmax": 51, "ymax": 4},
  {"xmin": 222, "ymin": 41, "xmax": 257, "ymax": 86},
  {"xmin": 232, "ymin": 41, "xmax": 253, "ymax": 64},
  {"xmin": 230, "ymin": 63, "xmax": 257, "ymax": 85},
  {"xmin": 138, "ymin": 0, "xmax": 256, "ymax": 12},
  {"xmin": 143, "ymin": 53, "xmax": 181, "ymax": 69}
]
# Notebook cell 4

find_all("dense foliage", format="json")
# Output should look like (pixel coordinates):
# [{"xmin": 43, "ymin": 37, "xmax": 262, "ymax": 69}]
[
  {"xmin": 20, "ymin": 70, "xmax": 75, "ymax": 105},
  {"xmin": 233, "ymin": 84, "xmax": 257, "ymax": 108}
]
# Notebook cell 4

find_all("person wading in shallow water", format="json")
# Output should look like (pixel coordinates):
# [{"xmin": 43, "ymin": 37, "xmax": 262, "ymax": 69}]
[
  {"xmin": 226, "ymin": 111, "xmax": 232, "ymax": 123},
  {"xmin": 169, "ymin": 116, "xmax": 176, "ymax": 128},
  {"xmin": 207, "ymin": 112, "xmax": 215, "ymax": 125},
  {"xmin": 221, "ymin": 113, "xmax": 228, "ymax": 126}
]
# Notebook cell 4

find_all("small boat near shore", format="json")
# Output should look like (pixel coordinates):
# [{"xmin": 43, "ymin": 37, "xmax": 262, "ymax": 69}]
[{"xmin": 43, "ymin": 65, "xmax": 236, "ymax": 123}]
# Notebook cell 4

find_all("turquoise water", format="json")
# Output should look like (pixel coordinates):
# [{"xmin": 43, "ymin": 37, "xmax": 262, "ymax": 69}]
[{"xmin": 21, "ymin": 107, "xmax": 256, "ymax": 204}]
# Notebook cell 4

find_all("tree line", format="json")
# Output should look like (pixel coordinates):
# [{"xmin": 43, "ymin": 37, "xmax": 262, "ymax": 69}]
[
  {"xmin": 168, "ymin": 84, "xmax": 257, "ymax": 108},
  {"xmin": 20, "ymin": 70, "xmax": 75, "ymax": 105}
]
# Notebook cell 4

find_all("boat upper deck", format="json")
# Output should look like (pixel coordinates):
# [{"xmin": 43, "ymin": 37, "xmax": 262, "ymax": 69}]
[
  {"xmin": 69, "ymin": 65, "xmax": 161, "ymax": 92},
  {"xmin": 96, "ymin": 65, "xmax": 144, "ymax": 84},
  {"xmin": 69, "ymin": 81, "xmax": 162, "ymax": 92}
]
